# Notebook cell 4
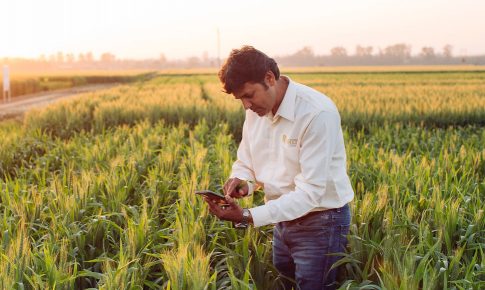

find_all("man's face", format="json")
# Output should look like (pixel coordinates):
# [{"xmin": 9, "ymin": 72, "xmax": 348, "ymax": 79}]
[{"xmin": 232, "ymin": 73, "xmax": 276, "ymax": 117}]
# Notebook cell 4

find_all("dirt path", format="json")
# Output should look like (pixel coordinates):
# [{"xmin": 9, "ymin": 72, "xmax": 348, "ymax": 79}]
[{"xmin": 0, "ymin": 83, "xmax": 119, "ymax": 120}]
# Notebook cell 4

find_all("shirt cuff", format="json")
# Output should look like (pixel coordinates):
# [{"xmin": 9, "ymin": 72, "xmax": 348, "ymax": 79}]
[{"xmin": 248, "ymin": 205, "xmax": 272, "ymax": 228}]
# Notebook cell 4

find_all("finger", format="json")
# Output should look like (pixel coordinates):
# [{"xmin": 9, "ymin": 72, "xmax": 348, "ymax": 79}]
[
  {"xmin": 225, "ymin": 195, "xmax": 238, "ymax": 207},
  {"xmin": 208, "ymin": 199, "xmax": 226, "ymax": 218},
  {"xmin": 223, "ymin": 178, "xmax": 236, "ymax": 195},
  {"xmin": 227, "ymin": 178, "xmax": 241, "ymax": 196},
  {"xmin": 207, "ymin": 205, "xmax": 216, "ymax": 215},
  {"xmin": 224, "ymin": 180, "xmax": 233, "ymax": 196},
  {"xmin": 204, "ymin": 198, "xmax": 216, "ymax": 214},
  {"xmin": 228, "ymin": 179, "xmax": 241, "ymax": 197},
  {"xmin": 223, "ymin": 180, "xmax": 230, "ymax": 195},
  {"xmin": 231, "ymin": 187, "xmax": 244, "ymax": 198},
  {"xmin": 203, "ymin": 197, "xmax": 216, "ymax": 206},
  {"xmin": 238, "ymin": 188, "xmax": 247, "ymax": 197},
  {"xmin": 207, "ymin": 202, "xmax": 219, "ymax": 216},
  {"xmin": 204, "ymin": 197, "xmax": 220, "ymax": 214}
]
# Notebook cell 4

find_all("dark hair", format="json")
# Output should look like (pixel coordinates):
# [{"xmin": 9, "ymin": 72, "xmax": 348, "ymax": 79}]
[{"xmin": 218, "ymin": 46, "xmax": 280, "ymax": 94}]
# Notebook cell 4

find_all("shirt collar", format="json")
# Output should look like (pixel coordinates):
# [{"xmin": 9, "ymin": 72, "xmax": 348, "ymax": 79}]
[{"xmin": 273, "ymin": 76, "xmax": 296, "ymax": 122}]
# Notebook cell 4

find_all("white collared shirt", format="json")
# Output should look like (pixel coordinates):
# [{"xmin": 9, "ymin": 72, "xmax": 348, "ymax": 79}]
[{"xmin": 230, "ymin": 76, "xmax": 354, "ymax": 227}]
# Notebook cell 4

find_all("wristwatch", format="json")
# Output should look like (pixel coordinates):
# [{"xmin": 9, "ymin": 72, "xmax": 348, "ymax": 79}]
[
  {"xmin": 242, "ymin": 208, "xmax": 251, "ymax": 224},
  {"xmin": 235, "ymin": 208, "xmax": 251, "ymax": 229}
]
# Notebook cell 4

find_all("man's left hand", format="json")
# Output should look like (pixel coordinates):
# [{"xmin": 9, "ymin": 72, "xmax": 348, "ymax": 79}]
[{"xmin": 204, "ymin": 195, "xmax": 243, "ymax": 223}]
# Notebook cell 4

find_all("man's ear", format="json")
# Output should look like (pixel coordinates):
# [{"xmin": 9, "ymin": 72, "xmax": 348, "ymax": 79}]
[{"xmin": 265, "ymin": 71, "xmax": 276, "ymax": 86}]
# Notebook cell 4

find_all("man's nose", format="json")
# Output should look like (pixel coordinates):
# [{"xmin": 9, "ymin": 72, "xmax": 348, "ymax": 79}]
[{"xmin": 241, "ymin": 99, "xmax": 251, "ymax": 110}]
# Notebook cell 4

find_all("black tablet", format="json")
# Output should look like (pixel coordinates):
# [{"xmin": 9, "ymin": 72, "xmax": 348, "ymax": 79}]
[{"xmin": 195, "ymin": 190, "xmax": 228, "ymax": 205}]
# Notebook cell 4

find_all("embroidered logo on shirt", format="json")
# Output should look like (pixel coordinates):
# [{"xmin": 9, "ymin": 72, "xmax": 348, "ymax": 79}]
[{"xmin": 282, "ymin": 134, "xmax": 297, "ymax": 146}]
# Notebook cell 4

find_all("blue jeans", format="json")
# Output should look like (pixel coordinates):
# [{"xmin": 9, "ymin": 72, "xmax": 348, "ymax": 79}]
[{"xmin": 272, "ymin": 204, "xmax": 351, "ymax": 290}]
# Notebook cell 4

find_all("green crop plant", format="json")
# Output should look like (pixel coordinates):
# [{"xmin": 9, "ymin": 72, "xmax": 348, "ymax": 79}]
[{"xmin": 0, "ymin": 69, "xmax": 483, "ymax": 289}]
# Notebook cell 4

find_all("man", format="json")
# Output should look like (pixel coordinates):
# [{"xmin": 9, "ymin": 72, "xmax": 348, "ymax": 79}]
[{"xmin": 204, "ymin": 46, "xmax": 354, "ymax": 290}]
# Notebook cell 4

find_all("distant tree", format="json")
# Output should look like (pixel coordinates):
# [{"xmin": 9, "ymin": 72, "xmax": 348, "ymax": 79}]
[
  {"xmin": 379, "ymin": 43, "xmax": 412, "ymax": 64},
  {"xmin": 278, "ymin": 46, "xmax": 316, "ymax": 66},
  {"xmin": 295, "ymin": 46, "xmax": 315, "ymax": 58},
  {"xmin": 443, "ymin": 44, "xmax": 453, "ymax": 58},
  {"xmin": 382, "ymin": 43, "xmax": 411, "ymax": 58},
  {"xmin": 420, "ymin": 47, "xmax": 435, "ymax": 58},
  {"xmin": 355, "ymin": 45, "xmax": 373, "ymax": 57},
  {"xmin": 100, "ymin": 52, "xmax": 116, "ymax": 63},
  {"xmin": 331, "ymin": 46, "xmax": 347, "ymax": 57}
]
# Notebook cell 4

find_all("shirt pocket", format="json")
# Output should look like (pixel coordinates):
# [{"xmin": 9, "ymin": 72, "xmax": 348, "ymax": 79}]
[{"xmin": 282, "ymin": 143, "xmax": 299, "ymax": 167}]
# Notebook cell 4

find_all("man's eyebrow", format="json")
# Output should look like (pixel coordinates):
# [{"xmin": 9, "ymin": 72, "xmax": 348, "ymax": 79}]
[{"xmin": 240, "ymin": 91, "xmax": 254, "ymax": 99}]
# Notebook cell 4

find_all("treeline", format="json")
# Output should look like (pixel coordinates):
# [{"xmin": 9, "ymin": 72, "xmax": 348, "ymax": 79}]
[
  {"xmin": 0, "ymin": 51, "xmax": 218, "ymax": 71},
  {"xmin": 276, "ymin": 44, "xmax": 485, "ymax": 66},
  {"xmin": 1, "ymin": 44, "xmax": 484, "ymax": 71}
]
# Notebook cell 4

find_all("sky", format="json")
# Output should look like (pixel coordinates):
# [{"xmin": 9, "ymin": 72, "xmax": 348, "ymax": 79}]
[{"xmin": 0, "ymin": 0, "xmax": 484, "ymax": 60}]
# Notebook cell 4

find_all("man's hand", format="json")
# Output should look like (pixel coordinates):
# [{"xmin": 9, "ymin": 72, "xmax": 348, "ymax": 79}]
[
  {"xmin": 223, "ymin": 178, "xmax": 248, "ymax": 198},
  {"xmin": 204, "ymin": 195, "xmax": 244, "ymax": 223}
]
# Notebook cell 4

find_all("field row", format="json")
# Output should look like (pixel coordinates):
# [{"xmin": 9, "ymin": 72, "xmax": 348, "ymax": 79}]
[{"xmin": 19, "ymin": 72, "xmax": 485, "ymax": 142}]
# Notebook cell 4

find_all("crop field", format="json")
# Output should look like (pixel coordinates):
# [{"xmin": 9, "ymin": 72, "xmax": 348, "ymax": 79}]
[
  {"xmin": 0, "ymin": 69, "xmax": 484, "ymax": 289},
  {"xmin": 0, "ymin": 70, "xmax": 154, "ymax": 99}
]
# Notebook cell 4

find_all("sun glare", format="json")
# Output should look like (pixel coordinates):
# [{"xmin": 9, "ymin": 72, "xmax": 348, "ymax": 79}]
[{"xmin": 1, "ymin": 0, "xmax": 484, "ymax": 59}]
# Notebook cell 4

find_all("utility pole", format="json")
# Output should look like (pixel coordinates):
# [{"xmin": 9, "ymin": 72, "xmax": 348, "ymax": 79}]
[{"xmin": 2, "ymin": 65, "xmax": 10, "ymax": 103}]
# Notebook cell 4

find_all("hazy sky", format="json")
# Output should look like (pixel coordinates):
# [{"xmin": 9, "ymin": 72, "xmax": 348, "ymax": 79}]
[{"xmin": 1, "ymin": 0, "xmax": 484, "ymax": 59}]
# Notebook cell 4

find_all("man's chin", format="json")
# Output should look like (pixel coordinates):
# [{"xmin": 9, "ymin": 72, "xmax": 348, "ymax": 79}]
[
  {"xmin": 250, "ymin": 108, "xmax": 269, "ymax": 117},
  {"xmin": 252, "ymin": 109, "xmax": 265, "ymax": 116}
]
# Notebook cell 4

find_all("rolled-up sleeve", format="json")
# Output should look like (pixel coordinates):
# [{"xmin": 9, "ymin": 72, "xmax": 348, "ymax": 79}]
[{"xmin": 249, "ymin": 111, "xmax": 341, "ymax": 227}]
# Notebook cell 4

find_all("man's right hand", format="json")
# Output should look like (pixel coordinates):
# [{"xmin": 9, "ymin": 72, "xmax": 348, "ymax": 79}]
[{"xmin": 223, "ymin": 178, "xmax": 248, "ymax": 198}]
